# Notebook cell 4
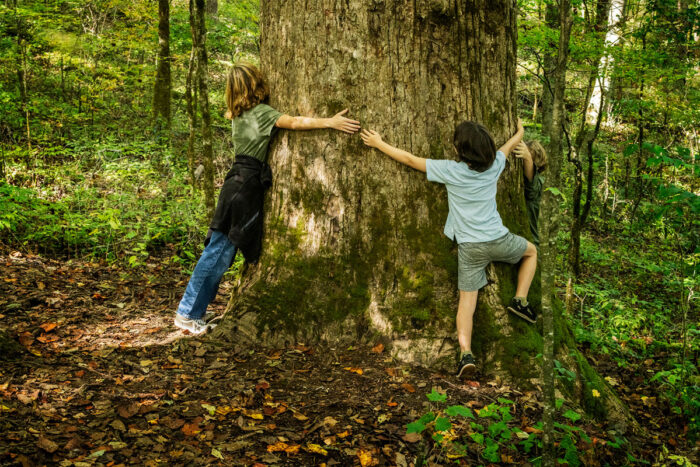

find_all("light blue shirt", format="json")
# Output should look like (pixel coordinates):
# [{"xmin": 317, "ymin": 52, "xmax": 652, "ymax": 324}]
[{"xmin": 426, "ymin": 151, "xmax": 509, "ymax": 243}]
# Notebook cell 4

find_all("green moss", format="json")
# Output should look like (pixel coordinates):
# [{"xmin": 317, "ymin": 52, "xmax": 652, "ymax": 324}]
[{"xmin": 249, "ymin": 235, "xmax": 371, "ymax": 338}]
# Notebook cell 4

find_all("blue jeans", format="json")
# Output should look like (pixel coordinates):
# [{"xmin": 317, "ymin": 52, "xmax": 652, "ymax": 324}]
[{"xmin": 177, "ymin": 230, "xmax": 238, "ymax": 320}]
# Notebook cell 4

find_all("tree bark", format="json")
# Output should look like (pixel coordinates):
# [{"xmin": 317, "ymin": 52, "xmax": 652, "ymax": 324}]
[
  {"xmin": 193, "ymin": 0, "xmax": 215, "ymax": 219},
  {"xmin": 153, "ymin": 0, "xmax": 171, "ymax": 131},
  {"xmin": 186, "ymin": 0, "xmax": 197, "ymax": 187},
  {"xmin": 206, "ymin": 0, "xmax": 217, "ymax": 17},
  {"xmin": 215, "ymin": 0, "xmax": 635, "ymax": 431}
]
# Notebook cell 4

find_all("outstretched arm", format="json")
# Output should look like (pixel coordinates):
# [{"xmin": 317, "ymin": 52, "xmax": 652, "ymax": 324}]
[
  {"xmin": 275, "ymin": 109, "xmax": 360, "ymax": 134},
  {"xmin": 514, "ymin": 142, "xmax": 535, "ymax": 181},
  {"xmin": 361, "ymin": 129, "xmax": 427, "ymax": 173},
  {"xmin": 498, "ymin": 118, "xmax": 525, "ymax": 157}
]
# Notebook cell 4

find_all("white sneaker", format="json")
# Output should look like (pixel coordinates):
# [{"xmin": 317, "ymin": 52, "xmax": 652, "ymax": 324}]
[{"xmin": 174, "ymin": 314, "xmax": 216, "ymax": 335}]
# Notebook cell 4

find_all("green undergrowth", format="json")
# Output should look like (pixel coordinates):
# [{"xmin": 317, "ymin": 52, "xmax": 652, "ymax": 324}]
[
  {"xmin": 572, "ymin": 227, "xmax": 699, "ymax": 440},
  {"xmin": 0, "ymin": 138, "xmax": 207, "ymax": 269},
  {"xmin": 405, "ymin": 388, "xmax": 631, "ymax": 466}
]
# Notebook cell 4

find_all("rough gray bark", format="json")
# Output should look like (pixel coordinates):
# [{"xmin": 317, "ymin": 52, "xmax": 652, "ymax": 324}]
[
  {"xmin": 153, "ymin": 0, "xmax": 171, "ymax": 130},
  {"xmin": 193, "ymin": 0, "xmax": 215, "ymax": 218},
  {"xmin": 214, "ymin": 0, "xmax": 635, "ymax": 430}
]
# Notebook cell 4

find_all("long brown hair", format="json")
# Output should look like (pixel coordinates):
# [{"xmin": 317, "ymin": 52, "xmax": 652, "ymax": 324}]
[
  {"xmin": 526, "ymin": 140, "xmax": 547, "ymax": 173},
  {"xmin": 224, "ymin": 62, "xmax": 270, "ymax": 119}
]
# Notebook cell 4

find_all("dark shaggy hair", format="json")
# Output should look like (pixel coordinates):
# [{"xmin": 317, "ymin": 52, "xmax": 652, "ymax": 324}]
[{"xmin": 453, "ymin": 121, "xmax": 497, "ymax": 172}]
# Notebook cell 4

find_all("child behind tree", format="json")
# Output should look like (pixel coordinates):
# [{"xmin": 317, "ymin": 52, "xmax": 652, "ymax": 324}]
[{"xmin": 514, "ymin": 141, "xmax": 547, "ymax": 246}]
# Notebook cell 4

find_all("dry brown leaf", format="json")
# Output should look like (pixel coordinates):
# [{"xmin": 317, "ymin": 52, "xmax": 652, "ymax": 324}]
[
  {"xmin": 37, "ymin": 435, "xmax": 58, "ymax": 453},
  {"xmin": 371, "ymin": 343, "xmax": 384, "ymax": 353},
  {"xmin": 401, "ymin": 383, "xmax": 415, "ymax": 393},
  {"xmin": 182, "ymin": 423, "xmax": 201, "ymax": 436},
  {"xmin": 39, "ymin": 323, "xmax": 57, "ymax": 333},
  {"xmin": 344, "ymin": 367, "xmax": 363, "ymax": 375}
]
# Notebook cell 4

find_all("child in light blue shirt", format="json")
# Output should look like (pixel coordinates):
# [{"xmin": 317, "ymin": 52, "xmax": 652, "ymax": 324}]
[{"xmin": 361, "ymin": 119, "xmax": 538, "ymax": 379}]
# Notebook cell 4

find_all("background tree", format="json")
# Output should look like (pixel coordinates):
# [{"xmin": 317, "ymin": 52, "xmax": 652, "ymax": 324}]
[
  {"xmin": 192, "ymin": 0, "xmax": 215, "ymax": 218},
  {"xmin": 215, "ymin": 0, "xmax": 631, "ymax": 428},
  {"xmin": 152, "ymin": 0, "xmax": 171, "ymax": 131}
]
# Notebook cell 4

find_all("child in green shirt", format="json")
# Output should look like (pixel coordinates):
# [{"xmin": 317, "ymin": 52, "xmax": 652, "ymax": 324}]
[{"xmin": 514, "ymin": 141, "xmax": 547, "ymax": 246}]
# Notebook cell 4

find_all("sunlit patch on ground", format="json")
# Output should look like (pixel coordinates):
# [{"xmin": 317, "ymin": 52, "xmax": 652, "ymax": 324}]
[{"xmin": 0, "ymin": 250, "xmax": 232, "ymax": 354}]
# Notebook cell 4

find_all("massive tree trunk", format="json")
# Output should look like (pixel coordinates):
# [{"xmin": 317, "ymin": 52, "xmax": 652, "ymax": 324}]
[
  {"xmin": 216, "ymin": 0, "xmax": 634, "ymax": 430},
  {"xmin": 153, "ymin": 0, "xmax": 171, "ymax": 130}
]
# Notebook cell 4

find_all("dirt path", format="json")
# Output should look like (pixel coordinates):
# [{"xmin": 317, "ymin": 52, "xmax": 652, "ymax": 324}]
[{"xmin": 0, "ymin": 251, "xmax": 681, "ymax": 465}]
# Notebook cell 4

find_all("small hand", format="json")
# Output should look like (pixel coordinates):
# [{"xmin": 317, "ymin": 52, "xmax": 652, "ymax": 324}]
[
  {"xmin": 328, "ymin": 109, "xmax": 361, "ymax": 134},
  {"xmin": 360, "ymin": 129, "xmax": 383, "ymax": 148},
  {"xmin": 514, "ymin": 141, "xmax": 531, "ymax": 160}
]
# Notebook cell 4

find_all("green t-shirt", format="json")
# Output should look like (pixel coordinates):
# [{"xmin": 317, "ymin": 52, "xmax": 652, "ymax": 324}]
[
  {"xmin": 232, "ymin": 104, "xmax": 283, "ymax": 162},
  {"xmin": 524, "ymin": 172, "xmax": 544, "ymax": 246}
]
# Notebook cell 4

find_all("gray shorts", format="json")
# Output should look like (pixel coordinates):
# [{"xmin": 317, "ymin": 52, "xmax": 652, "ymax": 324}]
[{"xmin": 458, "ymin": 232, "xmax": 528, "ymax": 291}]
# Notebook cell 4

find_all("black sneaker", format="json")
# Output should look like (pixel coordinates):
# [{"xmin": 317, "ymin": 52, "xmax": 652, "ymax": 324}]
[
  {"xmin": 507, "ymin": 298, "xmax": 537, "ymax": 323},
  {"xmin": 457, "ymin": 352, "xmax": 477, "ymax": 379}
]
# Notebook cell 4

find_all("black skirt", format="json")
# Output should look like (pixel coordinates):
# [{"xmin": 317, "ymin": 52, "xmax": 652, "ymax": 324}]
[{"xmin": 207, "ymin": 155, "xmax": 272, "ymax": 264}]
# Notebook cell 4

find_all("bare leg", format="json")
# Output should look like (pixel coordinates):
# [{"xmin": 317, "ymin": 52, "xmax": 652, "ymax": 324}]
[
  {"xmin": 456, "ymin": 290, "xmax": 479, "ymax": 353},
  {"xmin": 515, "ymin": 242, "xmax": 538, "ymax": 299}
]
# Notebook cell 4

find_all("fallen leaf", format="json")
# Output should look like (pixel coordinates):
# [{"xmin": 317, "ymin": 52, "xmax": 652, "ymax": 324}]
[
  {"xmin": 37, "ymin": 435, "xmax": 58, "ymax": 453},
  {"xmin": 267, "ymin": 441, "xmax": 288, "ymax": 452},
  {"xmin": 344, "ymin": 367, "xmax": 363, "ymax": 375},
  {"xmin": 182, "ymin": 423, "xmax": 201, "ymax": 436},
  {"xmin": 358, "ymin": 449, "xmax": 374, "ymax": 466},
  {"xmin": 371, "ymin": 343, "xmax": 384, "ymax": 353},
  {"xmin": 39, "ymin": 322, "xmax": 57, "ymax": 333},
  {"xmin": 285, "ymin": 444, "xmax": 300, "ymax": 454},
  {"xmin": 323, "ymin": 416, "xmax": 338, "ymax": 428},
  {"xmin": 256, "ymin": 381, "xmax": 270, "ymax": 391},
  {"xmin": 117, "ymin": 403, "xmax": 139, "ymax": 419},
  {"xmin": 402, "ymin": 432, "xmax": 421, "ymax": 443},
  {"xmin": 306, "ymin": 443, "xmax": 328, "ymax": 455},
  {"xmin": 401, "ymin": 383, "xmax": 415, "ymax": 393}
]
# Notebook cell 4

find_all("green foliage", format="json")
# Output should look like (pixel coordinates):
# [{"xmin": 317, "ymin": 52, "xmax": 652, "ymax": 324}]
[{"xmin": 0, "ymin": 138, "xmax": 206, "ymax": 268}]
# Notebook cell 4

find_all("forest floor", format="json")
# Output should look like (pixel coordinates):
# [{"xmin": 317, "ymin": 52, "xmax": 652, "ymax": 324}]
[{"xmin": 0, "ymin": 248, "xmax": 695, "ymax": 466}]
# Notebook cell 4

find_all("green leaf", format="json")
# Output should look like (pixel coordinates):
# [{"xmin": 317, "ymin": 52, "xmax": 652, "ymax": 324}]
[
  {"xmin": 483, "ymin": 442, "xmax": 500, "ymax": 462},
  {"xmin": 563, "ymin": 409, "xmax": 582, "ymax": 423},
  {"xmin": 555, "ymin": 398, "xmax": 564, "ymax": 410},
  {"xmin": 417, "ymin": 412, "xmax": 436, "ymax": 425},
  {"xmin": 470, "ymin": 432, "xmax": 484, "ymax": 444},
  {"xmin": 497, "ymin": 397, "xmax": 514, "ymax": 405},
  {"xmin": 432, "ymin": 432, "xmax": 444, "ymax": 443},
  {"xmin": 445, "ymin": 405, "xmax": 474, "ymax": 419},
  {"xmin": 406, "ymin": 421, "xmax": 426, "ymax": 434},
  {"xmin": 434, "ymin": 417, "xmax": 452, "ymax": 432},
  {"xmin": 426, "ymin": 388, "xmax": 447, "ymax": 403}
]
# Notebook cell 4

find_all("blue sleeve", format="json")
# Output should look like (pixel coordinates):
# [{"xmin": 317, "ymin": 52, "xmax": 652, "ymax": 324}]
[
  {"xmin": 495, "ymin": 150, "xmax": 506, "ymax": 176},
  {"xmin": 426, "ymin": 159, "xmax": 458, "ymax": 184}
]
